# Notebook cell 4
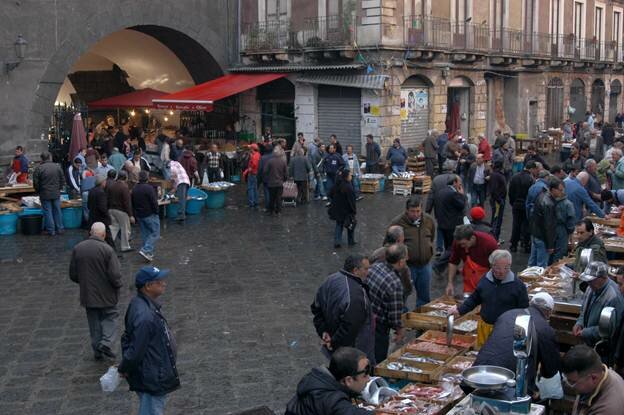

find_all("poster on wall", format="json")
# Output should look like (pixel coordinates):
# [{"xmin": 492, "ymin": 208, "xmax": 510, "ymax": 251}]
[{"xmin": 401, "ymin": 88, "xmax": 428, "ymax": 120}]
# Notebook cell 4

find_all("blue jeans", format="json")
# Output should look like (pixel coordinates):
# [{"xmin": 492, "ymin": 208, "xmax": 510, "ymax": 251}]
[
  {"xmin": 247, "ymin": 174, "xmax": 258, "ymax": 206},
  {"xmin": 409, "ymin": 264, "xmax": 432, "ymax": 307},
  {"xmin": 471, "ymin": 183, "xmax": 486, "ymax": 207},
  {"xmin": 41, "ymin": 198, "xmax": 63, "ymax": 234},
  {"xmin": 176, "ymin": 183, "xmax": 189, "ymax": 219},
  {"xmin": 352, "ymin": 175, "xmax": 361, "ymax": 197},
  {"xmin": 137, "ymin": 392, "xmax": 167, "ymax": 415},
  {"xmin": 81, "ymin": 191, "xmax": 90, "ymax": 223},
  {"xmin": 138, "ymin": 214, "xmax": 160, "ymax": 255},
  {"xmin": 436, "ymin": 228, "xmax": 444, "ymax": 253},
  {"xmin": 263, "ymin": 184, "xmax": 270, "ymax": 209},
  {"xmin": 334, "ymin": 221, "xmax": 354, "ymax": 245},
  {"xmin": 314, "ymin": 177, "xmax": 326, "ymax": 198},
  {"xmin": 392, "ymin": 165, "xmax": 406, "ymax": 174},
  {"xmin": 325, "ymin": 176, "xmax": 336, "ymax": 198},
  {"xmin": 528, "ymin": 236, "xmax": 550, "ymax": 267}
]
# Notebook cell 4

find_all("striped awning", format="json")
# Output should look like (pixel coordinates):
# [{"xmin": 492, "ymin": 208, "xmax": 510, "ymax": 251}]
[{"xmin": 295, "ymin": 74, "xmax": 388, "ymax": 90}]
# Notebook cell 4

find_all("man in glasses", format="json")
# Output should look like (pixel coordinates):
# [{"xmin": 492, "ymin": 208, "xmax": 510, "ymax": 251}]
[
  {"xmin": 285, "ymin": 347, "xmax": 372, "ymax": 415},
  {"xmin": 449, "ymin": 249, "xmax": 529, "ymax": 347},
  {"xmin": 562, "ymin": 344, "xmax": 624, "ymax": 414}
]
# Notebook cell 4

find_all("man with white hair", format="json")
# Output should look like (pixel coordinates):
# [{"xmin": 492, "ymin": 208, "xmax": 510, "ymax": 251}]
[
  {"xmin": 69, "ymin": 222, "xmax": 122, "ymax": 360},
  {"xmin": 450, "ymin": 249, "xmax": 529, "ymax": 347},
  {"xmin": 583, "ymin": 159, "xmax": 602, "ymax": 202},
  {"xmin": 474, "ymin": 292, "xmax": 561, "ymax": 398},
  {"xmin": 612, "ymin": 147, "xmax": 624, "ymax": 190},
  {"xmin": 564, "ymin": 171, "xmax": 605, "ymax": 220}
]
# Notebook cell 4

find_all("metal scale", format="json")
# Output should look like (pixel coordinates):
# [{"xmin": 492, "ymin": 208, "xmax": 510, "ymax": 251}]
[{"xmin": 461, "ymin": 315, "xmax": 534, "ymax": 414}]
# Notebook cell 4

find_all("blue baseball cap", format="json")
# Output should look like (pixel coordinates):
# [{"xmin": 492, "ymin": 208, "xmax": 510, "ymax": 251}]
[{"xmin": 135, "ymin": 266, "xmax": 170, "ymax": 288}]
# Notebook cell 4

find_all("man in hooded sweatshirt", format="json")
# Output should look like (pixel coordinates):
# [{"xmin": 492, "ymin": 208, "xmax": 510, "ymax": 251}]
[{"xmin": 285, "ymin": 347, "xmax": 372, "ymax": 415}]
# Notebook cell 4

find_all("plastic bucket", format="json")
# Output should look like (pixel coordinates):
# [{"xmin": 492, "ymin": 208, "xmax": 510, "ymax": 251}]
[
  {"xmin": 230, "ymin": 174, "xmax": 241, "ymax": 183},
  {"xmin": 166, "ymin": 203, "xmax": 180, "ymax": 219},
  {"xmin": 62, "ymin": 207, "xmax": 82, "ymax": 229},
  {"xmin": 20, "ymin": 208, "xmax": 43, "ymax": 216},
  {"xmin": 20, "ymin": 215, "xmax": 43, "ymax": 235},
  {"xmin": 0, "ymin": 213, "xmax": 18, "ymax": 235},
  {"xmin": 186, "ymin": 188, "xmax": 207, "ymax": 215},
  {"xmin": 379, "ymin": 178, "xmax": 385, "ymax": 192},
  {"xmin": 205, "ymin": 191, "xmax": 226, "ymax": 209}
]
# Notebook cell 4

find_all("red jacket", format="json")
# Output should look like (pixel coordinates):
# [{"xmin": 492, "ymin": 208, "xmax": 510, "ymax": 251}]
[
  {"xmin": 244, "ymin": 151, "xmax": 260, "ymax": 176},
  {"xmin": 478, "ymin": 139, "xmax": 492, "ymax": 161}
]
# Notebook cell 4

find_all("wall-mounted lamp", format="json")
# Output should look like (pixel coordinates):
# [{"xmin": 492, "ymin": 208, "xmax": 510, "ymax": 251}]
[
  {"xmin": 5, "ymin": 34, "xmax": 27, "ymax": 74},
  {"xmin": 441, "ymin": 67, "xmax": 450, "ymax": 79}
]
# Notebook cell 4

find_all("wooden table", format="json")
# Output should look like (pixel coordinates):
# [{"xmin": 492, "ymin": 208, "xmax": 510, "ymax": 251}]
[
  {"xmin": 0, "ymin": 184, "xmax": 35, "ymax": 197},
  {"xmin": 515, "ymin": 138, "xmax": 537, "ymax": 154},
  {"xmin": 586, "ymin": 215, "xmax": 620, "ymax": 227}
]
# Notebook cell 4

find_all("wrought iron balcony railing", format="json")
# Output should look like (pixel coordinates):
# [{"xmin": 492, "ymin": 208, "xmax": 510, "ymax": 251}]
[
  {"xmin": 302, "ymin": 15, "xmax": 355, "ymax": 48},
  {"xmin": 240, "ymin": 20, "xmax": 297, "ymax": 52}
]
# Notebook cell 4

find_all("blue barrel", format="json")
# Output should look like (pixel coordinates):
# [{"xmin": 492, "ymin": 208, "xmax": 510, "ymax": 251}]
[
  {"xmin": 379, "ymin": 178, "xmax": 385, "ymax": 192},
  {"xmin": 186, "ymin": 188, "xmax": 207, "ymax": 215},
  {"xmin": 62, "ymin": 207, "xmax": 81, "ymax": 229},
  {"xmin": 230, "ymin": 174, "xmax": 241, "ymax": 183},
  {"xmin": 0, "ymin": 213, "xmax": 18, "ymax": 235},
  {"xmin": 166, "ymin": 203, "xmax": 180, "ymax": 219},
  {"xmin": 19, "ymin": 208, "xmax": 43, "ymax": 216},
  {"xmin": 205, "ymin": 191, "xmax": 226, "ymax": 209}
]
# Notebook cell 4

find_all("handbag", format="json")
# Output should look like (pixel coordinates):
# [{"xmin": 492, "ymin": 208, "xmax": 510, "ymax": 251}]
[{"xmin": 344, "ymin": 214, "xmax": 357, "ymax": 231}]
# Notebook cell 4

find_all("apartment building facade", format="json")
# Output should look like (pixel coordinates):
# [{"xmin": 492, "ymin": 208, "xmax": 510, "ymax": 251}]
[{"xmin": 234, "ymin": 0, "xmax": 624, "ymax": 153}]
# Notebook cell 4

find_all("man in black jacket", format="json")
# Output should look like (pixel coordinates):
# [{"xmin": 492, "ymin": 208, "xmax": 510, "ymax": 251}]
[
  {"xmin": 312, "ymin": 255, "xmax": 374, "ymax": 364},
  {"xmin": 132, "ymin": 171, "xmax": 160, "ymax": 262},
  {"xmin": 434, "ymin": 174, "xmax": 467, "ymax": 249},
  {"xmin": 87, "ymin": 175, "xmax": 114, "ymax": 247},
  {"xmin": 286, "ymin": 347, "xmax": 372, "ymax": 415},
  {"xmin": 474, "ymin": 293, "xmax": 560, "ymax": 397},
  {"xmin": 118, "ymin": 266, "xmax": 179, "ymax": 414},
  {"xmin": 488, "ymin": 161, "xmax": 507, "ymax": 241},
  {"xmin": 529, "ymin": 177, "xmax": 563, "ymax": 267},
  {"xmin": 33, "ymin": 152, "xmax": 65, "ymax": 236},
  {"xmin": 69, "ymin": 222, "xmax": 122, "ymax": 360},
  {"xmin": 508, "ymin": 161, "xmax": 537, "ymax": 253}
]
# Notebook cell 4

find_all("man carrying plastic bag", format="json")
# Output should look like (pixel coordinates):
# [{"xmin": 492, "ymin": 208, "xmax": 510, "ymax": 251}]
[{"xmin": 117, "ymin": 266, "xmax": 180, "ymax": 415}]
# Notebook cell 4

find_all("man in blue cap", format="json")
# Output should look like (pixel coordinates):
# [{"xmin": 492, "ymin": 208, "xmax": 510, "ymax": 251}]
[{"xmin": 118, "ymin": 266, "xmax": 179, "ymax": 415}]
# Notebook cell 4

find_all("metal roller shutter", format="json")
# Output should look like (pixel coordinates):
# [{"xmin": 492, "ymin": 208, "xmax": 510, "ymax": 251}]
[
  {"xmin": 401, "ymin": 78, "xmax": 429, "ymax": 152},
  {"xmin": 318, "ymin": 85, "xmax": 362, "ymax": 153}
]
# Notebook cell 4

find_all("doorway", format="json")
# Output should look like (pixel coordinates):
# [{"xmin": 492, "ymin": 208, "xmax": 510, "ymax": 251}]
[{"xmin": 447, "ymin": 86, "xmax": 471, "ymax": 138}]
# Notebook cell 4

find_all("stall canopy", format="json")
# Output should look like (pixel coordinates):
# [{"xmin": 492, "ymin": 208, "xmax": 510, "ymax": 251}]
[
  {"xmin": 88, "ymin": 88, "xmax": 167, "ymax": 109},
  {"xmin": 152, "ymin": 73, "xmax": 287, "ymax": 111}
]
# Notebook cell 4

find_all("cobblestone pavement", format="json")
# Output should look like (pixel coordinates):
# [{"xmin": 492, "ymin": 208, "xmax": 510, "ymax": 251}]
[{"xmin": 0, "ymin": 186, "xmax": 526, "ymax": 415}]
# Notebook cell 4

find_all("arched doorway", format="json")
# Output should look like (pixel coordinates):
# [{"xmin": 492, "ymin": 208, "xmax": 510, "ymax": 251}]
[
  {"xmin": 257, "ymin": 78, "xmax": 296, "ymax": 148},
  {"xmin": 610, "ymin": 80, "xmax": 622, "ymax": 123},
  {"xmin": 569, "ymin": 79, "xmax": 586, "ymax": 123},
  {"xmin": 400, "ymin": 75, "xmax": 432, "ymax": 151},
  {"xmin": 591, "ymin": 79, "xmax": 606, "ymax": 119},
  {"xmin": 447, "ymin": 76, "xmax": 473, "ymax": 139},
  {"xmin": 546, "ymin": 78, "xmax": 564, "ymax": 128}
]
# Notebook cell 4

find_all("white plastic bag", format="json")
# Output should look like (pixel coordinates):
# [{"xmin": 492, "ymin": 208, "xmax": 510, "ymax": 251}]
[
  {"xmin": 100, "ymin": 366, "xmax": 121, "ymax": 393},
  {"xmin": 536, "ymin": 372, "xmax": 564, "ymax": 400}
]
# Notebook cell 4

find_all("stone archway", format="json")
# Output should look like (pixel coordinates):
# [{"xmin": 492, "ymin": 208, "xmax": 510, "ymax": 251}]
[
  {"xmin": 400, "ymin": 75, "xmax": 433, "ymax": 150},
  {"xmin": 9, "ymin": 0, "xmax": 234, "ymax": 159}
]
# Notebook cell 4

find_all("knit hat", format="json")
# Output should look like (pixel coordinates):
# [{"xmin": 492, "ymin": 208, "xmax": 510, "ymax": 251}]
[{"xmin": 470, "ymin": 206, "xmax": 486, "ymax": 221}]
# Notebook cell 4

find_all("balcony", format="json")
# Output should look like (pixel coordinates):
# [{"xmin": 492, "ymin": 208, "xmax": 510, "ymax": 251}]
[
  {"xmin": 302, "ymin": 15, "xmax": 355, "ymax": 49},
  {"xmin": 403, "ymin": 15, "xmax": 619, "ymax": 64},
  {"xmin": 240, "ymin": 20, "xmax": 298, "ymax": 53}
]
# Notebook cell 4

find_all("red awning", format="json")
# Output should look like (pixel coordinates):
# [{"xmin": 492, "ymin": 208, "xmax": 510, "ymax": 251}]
[
  {"xmin": 88, "ymin": 88, "xmax": 168, "ymax": 109},
  {"xmin": 152, "ymin": 73, "xmax": 287, "ymax": 111}
]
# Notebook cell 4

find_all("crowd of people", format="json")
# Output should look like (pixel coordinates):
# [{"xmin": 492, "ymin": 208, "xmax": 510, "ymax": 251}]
[{"xmin": 14, "ymin": 111, "xmax": 624, "ymax": 414}]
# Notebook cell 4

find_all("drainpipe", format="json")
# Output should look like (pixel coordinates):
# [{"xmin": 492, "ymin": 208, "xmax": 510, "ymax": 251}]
[{"xmin": 237, "ymin": 0, "xmax": 241, "ymax": 64}]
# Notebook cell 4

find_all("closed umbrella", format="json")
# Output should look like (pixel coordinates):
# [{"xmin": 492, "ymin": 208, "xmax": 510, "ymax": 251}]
[{"xmin": 68, "ymin": 113, "xmax": 87, "ymax": 160}]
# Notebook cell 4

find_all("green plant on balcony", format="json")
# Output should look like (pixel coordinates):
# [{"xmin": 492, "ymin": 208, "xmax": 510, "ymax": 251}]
[
  {"xmin": 305, "ymin": 36, "xmax": 325, "ymax": 48},
  {"xmin": 261, "ymin": 31, "xmax": 278, "ymax": 49}
]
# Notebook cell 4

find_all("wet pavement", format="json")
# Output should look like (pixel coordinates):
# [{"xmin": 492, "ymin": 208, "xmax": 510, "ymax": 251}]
[{"xmin": 0, "ymin": 184, "xmax": 527, "ymax": 415}]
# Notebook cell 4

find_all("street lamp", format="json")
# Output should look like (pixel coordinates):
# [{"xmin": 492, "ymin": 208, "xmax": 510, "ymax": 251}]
[{"xmin": 5, "ymin": 34, "xmax": 28, "ymax": 74}]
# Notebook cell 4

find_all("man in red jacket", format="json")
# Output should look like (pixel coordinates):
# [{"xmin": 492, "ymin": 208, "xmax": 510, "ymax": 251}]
[{"xmin": 243, "ymin": 143, "xmax": 260, "ymax": 208}]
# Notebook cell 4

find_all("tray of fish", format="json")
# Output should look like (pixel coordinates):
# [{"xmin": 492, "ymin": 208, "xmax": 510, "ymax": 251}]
[
  {"xmin": 402, "ymin": 311, "xmax": 447, "ymax": 331},
  {"xmin": 452, "ymin": 318, "xmax": 479, "ymax": 334},
  {"xmin": 378, "ymin": 347, "xmax": 448, "ymax": 383},
  {"xmin": 441, "ymin": 355, "xmax": 476, "ymax": 374},
  {"xmin": 416, "ymin": 330, "xmax": 476, "ymax": 349},
  {"xmin": 405, "ymin": 340, "xmax": 460, "ymax": 361}
]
